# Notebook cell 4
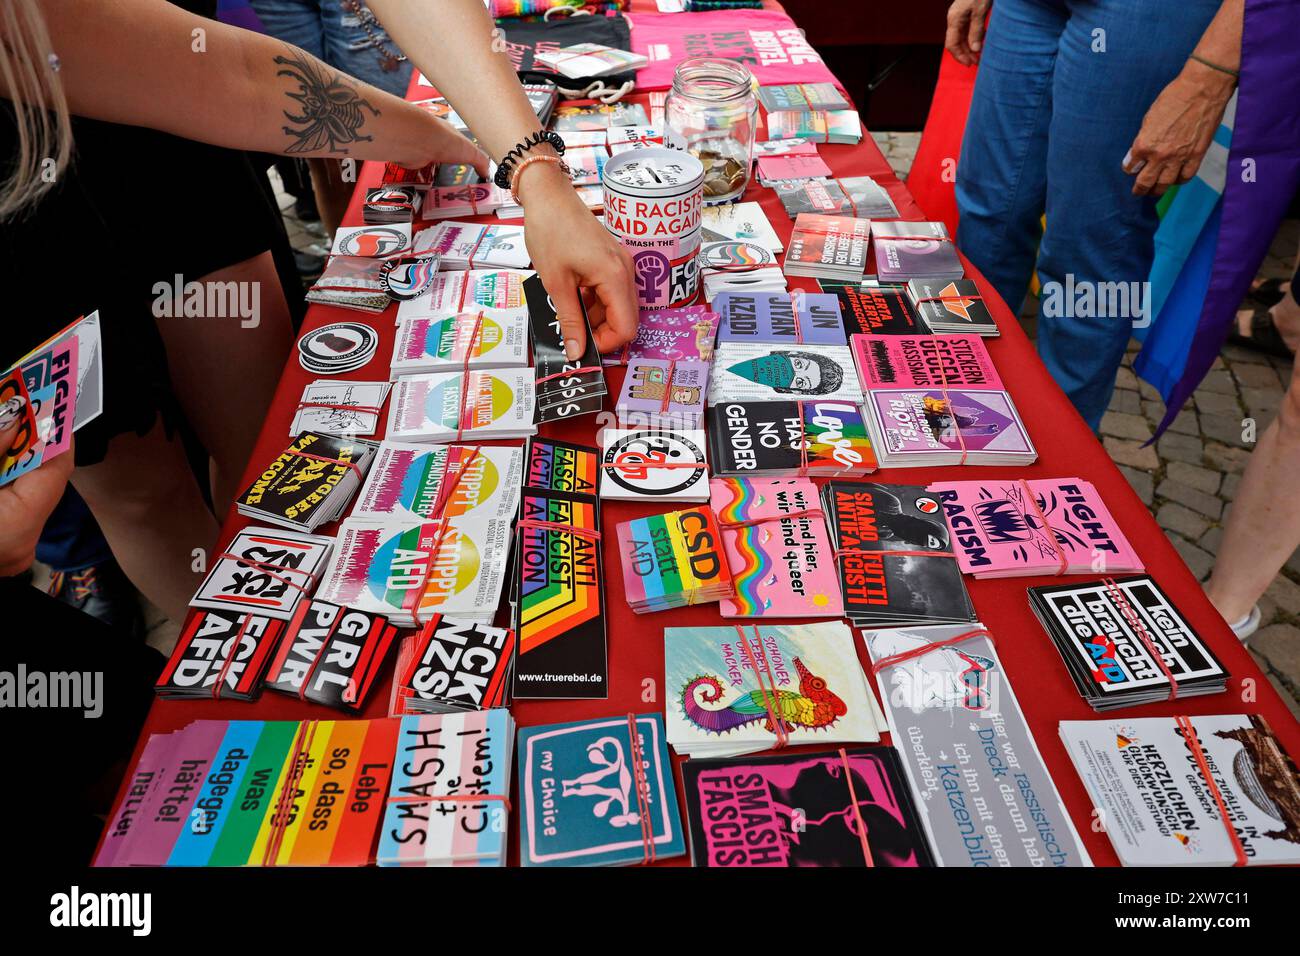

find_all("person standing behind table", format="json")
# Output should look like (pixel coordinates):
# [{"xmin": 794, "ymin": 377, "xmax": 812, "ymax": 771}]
[
  {"xmin": 947, "ymin": 0, "xmax": 1242, "ymax": 432},
  {"xmin": 249, "ymin": 0, "xmax": 415, "ymax": 234}
]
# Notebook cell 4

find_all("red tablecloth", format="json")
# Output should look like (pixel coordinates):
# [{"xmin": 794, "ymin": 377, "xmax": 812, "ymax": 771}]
[{"xmin": 100, "ymin": 1, "xmax": 1300, "ymax": 868}]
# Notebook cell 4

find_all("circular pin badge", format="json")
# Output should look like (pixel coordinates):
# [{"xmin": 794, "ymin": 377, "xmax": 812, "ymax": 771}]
[
  {"xmin": 601, "ymin": 430, "xmax": 707, "ymax": 498},
  {"xmin": 381, "ymin": 254, "xmax": 439, "ymax": 301},
  {"xmin": 297, "ymin": 322, "xmax": 379, "ymax": 374}
]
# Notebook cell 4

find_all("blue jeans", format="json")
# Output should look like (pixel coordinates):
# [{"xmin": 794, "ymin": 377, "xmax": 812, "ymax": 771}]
[
  {"xmin": 955, "ymin": 0, "xmax": 1219, "ymax": 431},
  {"xmin": 36, "ymin": 487, "xmax": 113, "ymax": 573},
  {"xmin": 249, "ymin": 0, "xmax": 413, "ymax": 96}
]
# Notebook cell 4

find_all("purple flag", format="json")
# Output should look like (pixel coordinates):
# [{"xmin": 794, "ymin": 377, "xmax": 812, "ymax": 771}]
[{"xmin": 1155, "ymin": 0, "xmax": 1300, "ymax": 436}]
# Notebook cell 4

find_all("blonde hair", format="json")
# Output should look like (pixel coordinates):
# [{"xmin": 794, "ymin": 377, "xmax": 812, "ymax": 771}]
[{"xmin": 0, "ymin": 0, "xmax": 72, "ymax": 220}]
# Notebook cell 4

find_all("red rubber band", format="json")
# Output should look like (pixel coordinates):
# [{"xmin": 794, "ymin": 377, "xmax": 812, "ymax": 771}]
[
  {"xmin": 869, "ymin": 627, "xmax": 992, "ymax": 678},
  {"xmin": 210, "ymin": 611, "xmax": 256, "ymax": 700},
  {"xmin": 735, "ymin": 624, "xmax": 788, "ymax": 750},
  {"xmin": 1019, "ymin": 478, "xmax": 1068, "ymax": 575},
  {"xmin": 1102, "ymin": 576, "xmax": 1179, "ymax": 700},
  {"xmin": 534, "ymin": 364, "xmax": 603, "ymax": 387},
  {"xmin": 214, "ymin": 553, "xmax": 318, "ymax": 594},
  {"xmin": 838, "ymin": 748, "xmax": 874, "ymax": 867},
  {"xmin": 1173, "ymin": 714, "xmax": 1248, "ymax": 866},
  {"xmin": 626, "ymin": 713, "xmax": 656, "ymax": 865}
]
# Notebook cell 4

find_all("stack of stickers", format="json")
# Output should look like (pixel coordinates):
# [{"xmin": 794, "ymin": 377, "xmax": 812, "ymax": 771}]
[
  {"xmin": 707, "ymin": 399, "xmax": 877, "ymax": 477},
  {"xmin": 665, "ymin": 622, "xmax": 884, "ymax": 758},
  {"xmin": 386, "ymin": 368, "xmax": 537, "ymax": 441},
  {"xmin": 364, "ymin": 184, "xmax": 422, "ymax": 224},
  {"xmin": 262, "ymin": 599, "xmax": 398, "ymax": 712},
  {"xmin": 1060, "ymin": 714, "xmax": 1300, "ymax": 866},
  {"xmin": 290, "ymin": 380, "xmax": 391, "ymax": 438},
  {"xmin": 862, "ymin": 624, "xmax": 1091, "ymax": 867},
  {"xmin": 871, "ymin": 220, "xmax": 963, "ymax": 283},
  {"xmin": 318, "ymin": 442, "xmax": 520, "ymax": 627},
  {"xmin": 420, "ymin": 182, "xmax": 507, "ymax": 221},
  {"xmin": 353, "ymin": 443, "xmax": 523, "ymax": 524},
  {"xmin": 234, "ymin": 432, "xmax": 379, "ymax": 533},
  {"xmin": 930, "ymin": 477, "xmax": 1143, "ymax": 577},
  {"xmin": 298, "ymin": 322, "xmax": 380, "ymax": 375},
  {"xmin": 330, "ymin": 222, "xmax": 412, "ymax": 259},
  {"xmin": 710, "ymin": 342, "xmax": 863, "ymax": 406},
  {"xmin": 525, "ymin": 273, "xmax": 608, "ymax": 423},
  {"xmin": 517, "ymin": 714, "xmax": 685, "ymax": 867},
  {"xmin": 306, "ymin": 257, "xmax": 398, "ymax": 313},
  {"xmin": 821, "ymin": 481, "xmax": 977, "ymax": 629},
  {"xmin": 1029, "ymin": 575, "xmax": 1229, "ymax": 710},
  {"xmin": 2, "ymin": 311, "xmax": 102, "ymax": 487},
  {"xmin": 906, "ymin": 279, "xmax": 998, "ymax": 336},
  {"xmin": 377, "ymin": 709, "xmax": 515, "ymax": 867},
  {"xmin": 415, "ymin": 220, "xmax": 530, "ymax": 270},
  {"xmin": 614, "ymin": 357, "xmax": 709, "ymax": 428},
  {"xmin": 862, "ymin": 386, "xmax": 1036, "ymax": 467},
  {"xmin": 772, "ymin": 175, "xmax": 898, "ymax": 220},
  {"xmin": 851, "ymin": 333, "xmax": 1000, "ymax": 392},
  {"xmin": 701, "ymin": 245, "xmax": 786, "ymax": 300},
  {"xmin": 395, "ymin": 268, "xmax": 531, "ymax": 330},
  {"xmin": 766, "ymin": 109, "xmax": 862, "ymax": 144},
  {"xmin": 784, "ymin": 213, "xmax": 869, "ymax": 282},
  {"xmin": 615, "ymin": 505, "xmax": 734, "ymax": 613},
  {"xmin": 711, "ymin": 477, "xmax": 843, "ymax": 619},
  {"xmin": 599, "ymin": 427, "xmax": 711, "ymax": 503},
  {"xmin": 605, "ymin": 304, "xmax": 720, "ymax": 367},
  {"xmin": 849, "ymin": 332, "xmax": 1035, "ymax": 466},
  {"xmin": 392, "ymin": 615, "xmax": 515, "ymax": 714},
  {"xmin": 701, "ymin": 200, "xmax": 784, "ymax": 255},
  {"xmin": 317, "ymin": 511, "xmax": 514, "ymax": 629},
  {"xmin": 189, "ymin": 527, "xmax": 336, "ymax": 623},
  {"xmin": 390, "ymin": 309, "xmax": 529, "ymax": 375},
  {"xmin": 755, "ymin": 150, "xmax": 831, "ymax": 186},
  {"xmin": 512, "ymin": 437, "xmax": 607, "ymax": 699},
  {"xmin": 95, "ymin": 718, "xmax": 401, "ymax": 867},
  {"xmin": 681, "ymin": 747, "xmax": 933, "ymax": 867},
  {"xmin": 155, "ymin": 609, "xmax": 285, "ymax": 702},
  {"xmin": 714, "ymin": 290, "xmax": 846, "ymax": 346},
  {"xmin": 833, "ymin": 285, "xmax": 926, "ymax": 336}
]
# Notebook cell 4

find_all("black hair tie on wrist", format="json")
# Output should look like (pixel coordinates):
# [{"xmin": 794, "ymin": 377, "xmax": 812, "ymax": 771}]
[{"xmin": 494, "ymin": 130, "xmax": 567, "ymax": 190}]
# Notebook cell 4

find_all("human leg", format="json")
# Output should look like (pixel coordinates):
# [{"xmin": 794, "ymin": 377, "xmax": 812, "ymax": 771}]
[
  {"xmin": 152, "ymin": 250, "xmax": 295, "ymax": 512},
  {"xmin": 1205, "ymin": 262, "xmax": 1300, "ymax": 632},
  {"xmin": 70, "ymin": 420, "xmax": 220, "ymax": 625},
  {"xmin": 1035, "ymin": 0, "xmax": 1221, "ymax": 431},
  {"xmin": 955, "ymin": 0, "xmax": 1065, "ymax": 316}
]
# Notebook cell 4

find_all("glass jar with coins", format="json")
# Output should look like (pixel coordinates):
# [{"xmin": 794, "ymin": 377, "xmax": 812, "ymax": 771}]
[{"xmin": 664, "ymin": 56, "xmax": 758, "ymax": 205}]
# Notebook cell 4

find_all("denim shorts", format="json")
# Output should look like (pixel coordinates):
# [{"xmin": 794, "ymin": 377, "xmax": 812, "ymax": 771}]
[{"xmin": 249, "ymin": 0, "xmax": 413, "ymax": 97}]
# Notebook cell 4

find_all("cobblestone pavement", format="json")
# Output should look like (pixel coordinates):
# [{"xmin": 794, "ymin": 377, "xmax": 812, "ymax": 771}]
[{"xmin": 875, "ymin": 130, "xmax": 1300, "ymax": 716}]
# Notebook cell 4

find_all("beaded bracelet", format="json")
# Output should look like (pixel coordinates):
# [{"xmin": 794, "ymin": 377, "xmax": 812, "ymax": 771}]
[{"xmin": 509, "ymin": 154, "xmax": 573, "ymax": 205}]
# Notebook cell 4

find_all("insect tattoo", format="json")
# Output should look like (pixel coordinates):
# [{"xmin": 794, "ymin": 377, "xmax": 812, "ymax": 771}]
[{"xmin": 274, "ymin": 50, "xmax": 381, "ymax": 154}]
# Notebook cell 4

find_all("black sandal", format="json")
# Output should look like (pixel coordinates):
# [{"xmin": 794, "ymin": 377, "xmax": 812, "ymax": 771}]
[
  {"xmin": 1246, "ymin": 276, "xmax": 1289, "ymax": 310},
  {"xmin": 1228, "ymin": 299, "xmax": 1296, "ymax": 358}
]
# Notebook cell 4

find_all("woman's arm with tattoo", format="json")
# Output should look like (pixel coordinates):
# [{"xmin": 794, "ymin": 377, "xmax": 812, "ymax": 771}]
[{"xmin": 13, "ymin": 0, "xmax": 485, "ymax": 172}]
